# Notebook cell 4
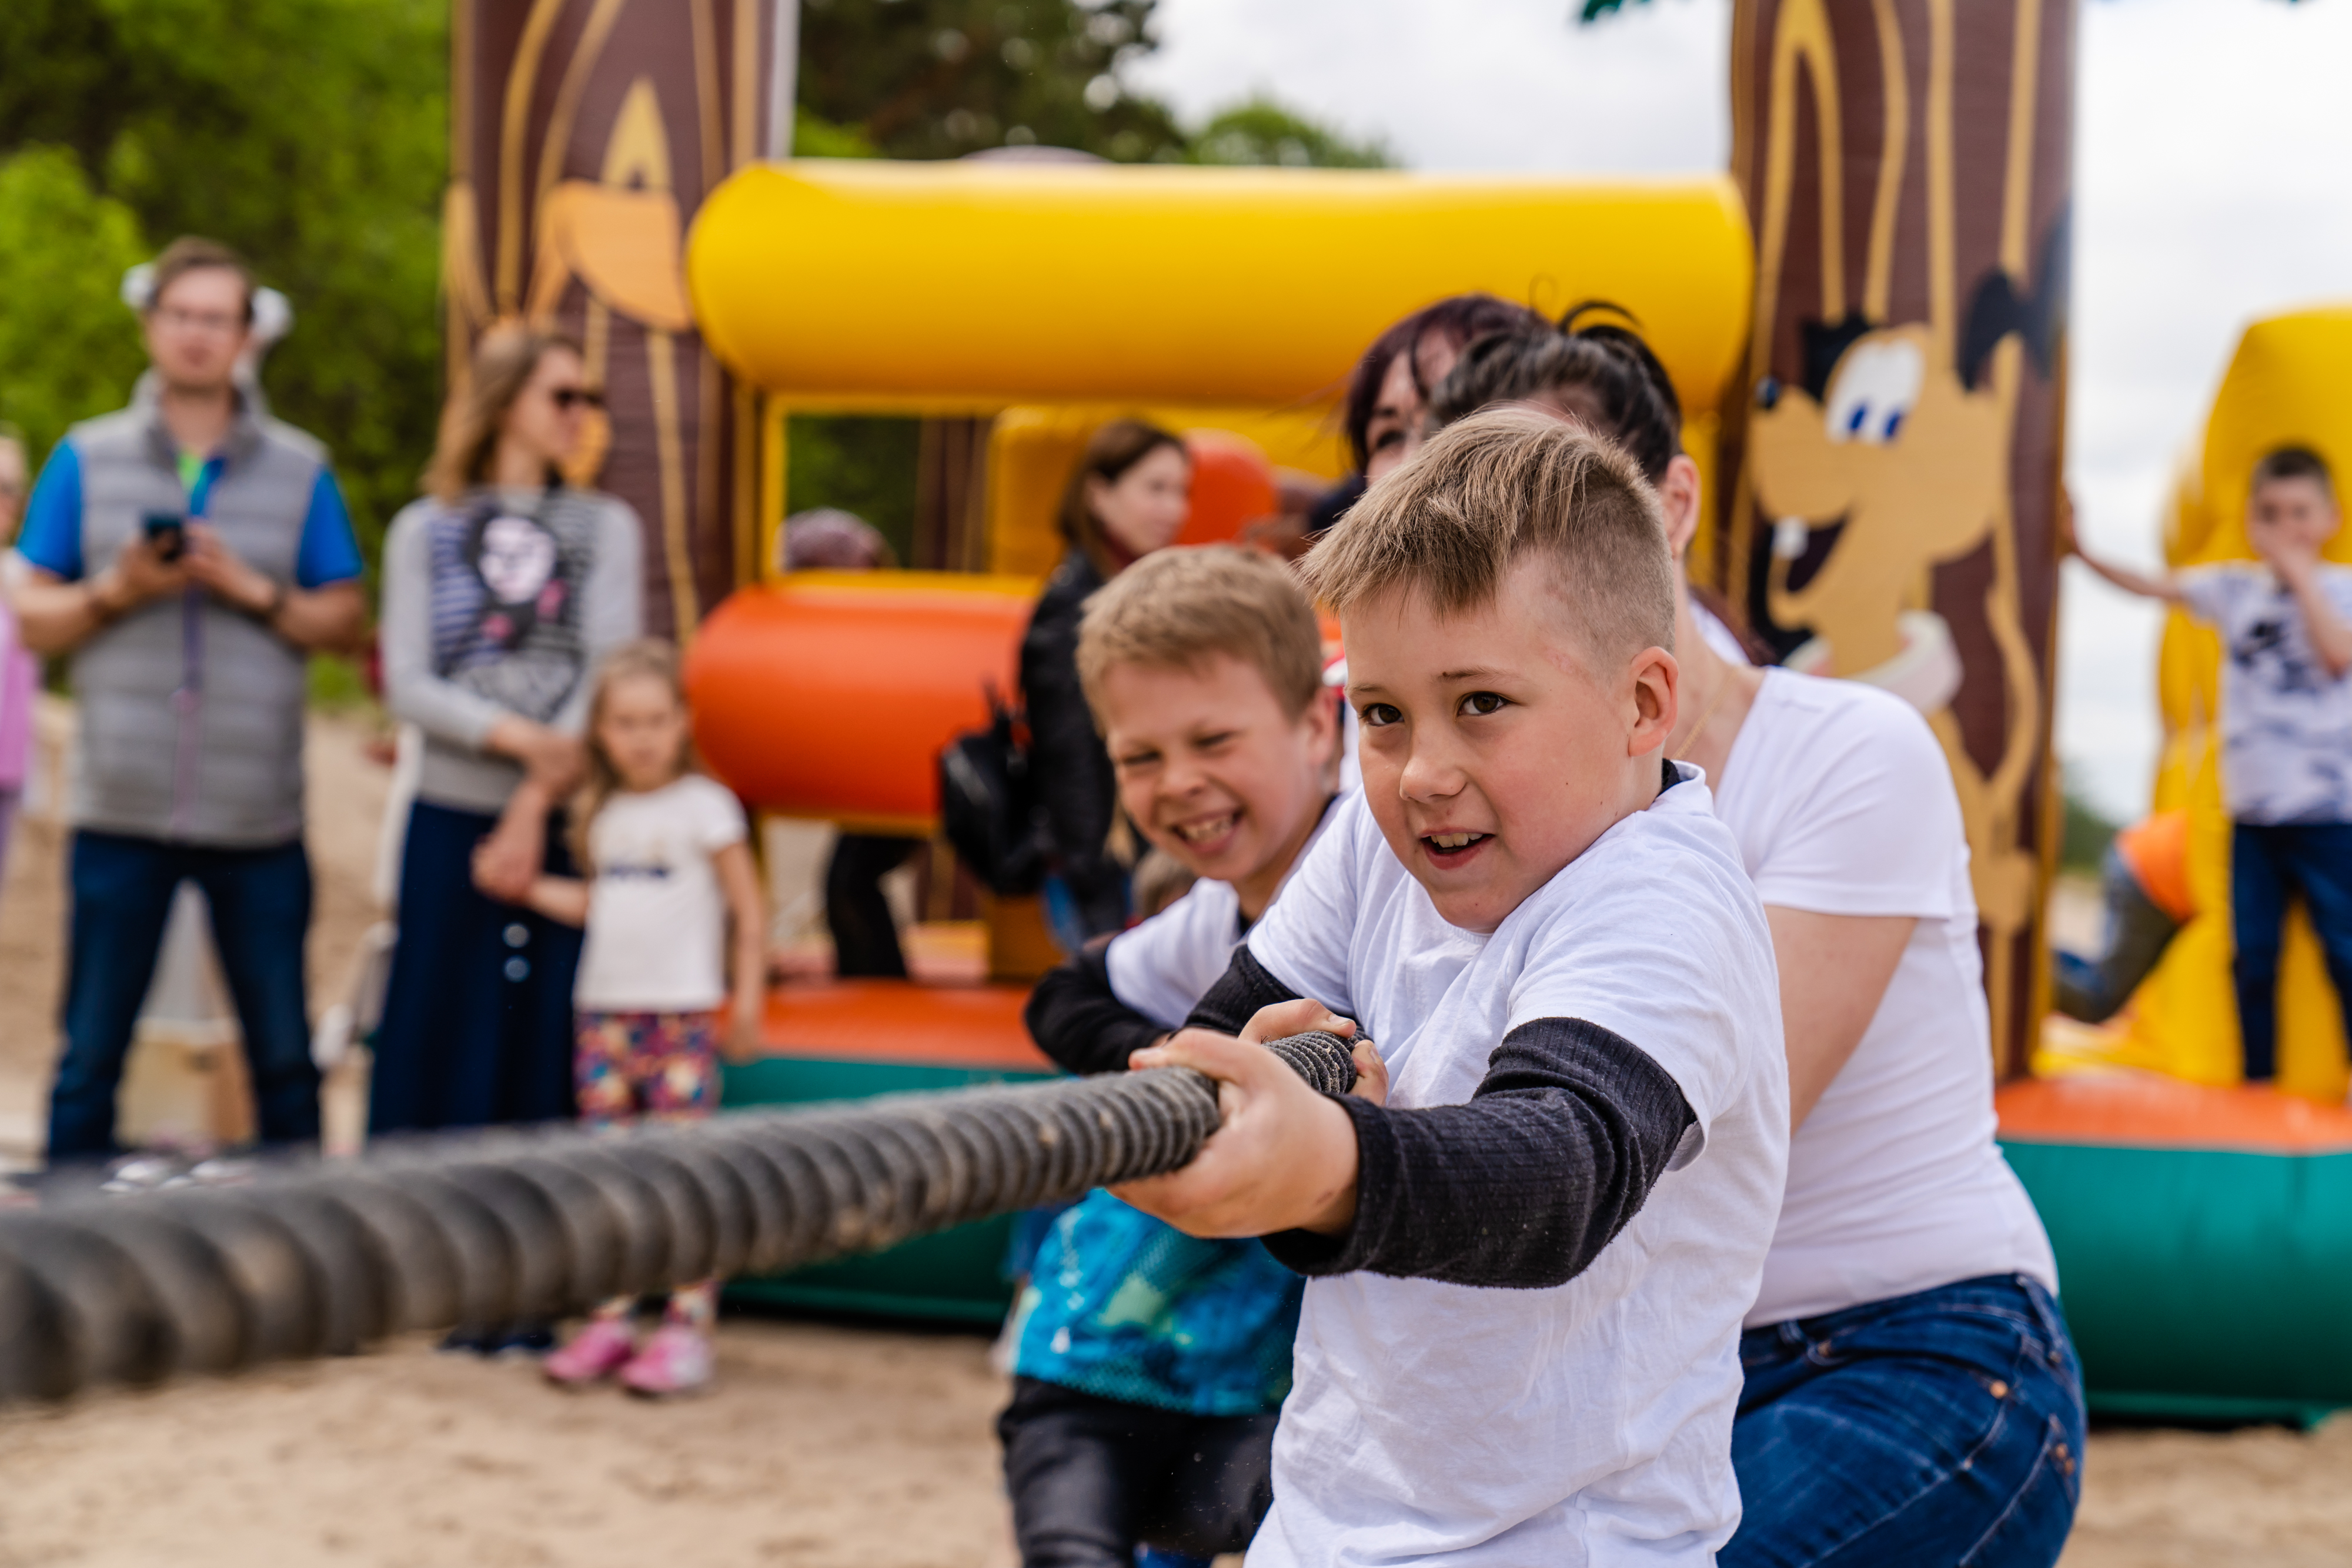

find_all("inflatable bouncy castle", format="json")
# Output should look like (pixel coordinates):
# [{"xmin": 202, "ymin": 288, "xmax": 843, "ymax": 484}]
[
  {"xmin": 679, "ymin": 163, "xmax": 1753, "ymax": 1316},
  {"xmin": 2006, "ymin": 307, "xmax": 2352, "ymax": 1423}
]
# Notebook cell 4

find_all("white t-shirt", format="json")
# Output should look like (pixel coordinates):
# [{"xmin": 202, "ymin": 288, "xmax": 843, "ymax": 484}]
[
  {"xmin": 1715, "ymin": 670, "xmax": 2056, "ymax": 1325},
  {"xmin": 574, "ymin": 775, "xmax": 749, "ymax": 1012},
  {"xmin": 1242, "ymin": 776, "xmax": 1788, "ymax": 1567},
  {"xmin": 1106, "ymin": 797, "xmax": 1345, "ymax": 1028},
  {"xmin": 2176, "ymin": 562, "xmax": 2352, "ymax": 824}
]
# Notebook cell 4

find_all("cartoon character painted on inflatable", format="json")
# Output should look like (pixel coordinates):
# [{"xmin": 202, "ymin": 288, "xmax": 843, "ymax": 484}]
[{"xmin": 1726, "ymin": 0, "xmax": 2073, "ymax": 1069}]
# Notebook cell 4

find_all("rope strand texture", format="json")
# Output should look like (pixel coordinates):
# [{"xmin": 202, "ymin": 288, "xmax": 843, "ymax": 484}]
[{"xmin": 0, "ymin": 1031, "xmax": 1364, "ymax": 1403}]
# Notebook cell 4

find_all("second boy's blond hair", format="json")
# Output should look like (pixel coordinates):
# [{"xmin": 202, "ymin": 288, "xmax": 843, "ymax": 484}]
[
  {"xmin": 1302, "ymin": 406, "xmax": 1676, "ymax": 667},
  {"xmin": 1078, "ymin": 545, "xmax": 1325, "ymax": 720}
]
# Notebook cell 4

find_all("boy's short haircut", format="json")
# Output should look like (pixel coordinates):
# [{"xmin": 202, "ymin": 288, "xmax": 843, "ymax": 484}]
[
  {"xmin": 1302, "ymin": 405, "xmax": 1676, "ymax": 667},
  {"xmin": 149, "ymin": 236, "xmax": 256, "ymax": 324},
  {"xmin": 1077, "ymin": 544, "xmax": 1325, "ymax": 719},
  {"xmin": 2253, "ymin": 445, "xmax": 2334, "ymax": 498}
]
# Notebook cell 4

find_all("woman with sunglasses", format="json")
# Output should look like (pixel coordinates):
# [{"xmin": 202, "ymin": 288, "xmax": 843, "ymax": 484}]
[{"xmin": 371, "ymin": 330, "xmax": 642, "ymax": 1306}]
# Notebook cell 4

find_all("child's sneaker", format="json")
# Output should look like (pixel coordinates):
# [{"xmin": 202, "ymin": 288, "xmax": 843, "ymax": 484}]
[
  {"xmin": 619, "ymin": 1323, "xmax": 713, "ymax": 1397},
  {"xmin": 543, "ymin": 1318, "xmax": 637, "ymax": 1386}
]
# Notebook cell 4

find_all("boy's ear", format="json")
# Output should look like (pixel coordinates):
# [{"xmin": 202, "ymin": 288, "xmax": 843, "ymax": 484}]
[
  {"xmin": 1302, "ymin": 684, "xmax": 1344, "ymax": 786},
  {"xmin": 1626, "ymin": 646, "xmax": 1679, "ymax": 755}
]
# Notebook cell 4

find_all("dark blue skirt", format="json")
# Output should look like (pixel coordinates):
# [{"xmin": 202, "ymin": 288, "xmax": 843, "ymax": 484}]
[{"xmin": 368, "ymin": 798, "xmax": 584, "ymax": 1135}]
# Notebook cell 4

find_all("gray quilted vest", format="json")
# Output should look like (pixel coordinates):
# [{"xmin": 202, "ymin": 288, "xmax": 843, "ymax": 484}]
[{"xmin": 64, "ymin": 383, "xmax": 329, "ymax": 846}]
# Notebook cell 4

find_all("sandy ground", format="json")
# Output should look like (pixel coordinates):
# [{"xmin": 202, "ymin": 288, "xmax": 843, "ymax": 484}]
[
  {"xmin": 0, "ymin": 1322, "xmax": 1019, "ymax": 1568},
  {"xmin": 0, "ymin": 722, "xmax": 2344, "ymax": 1564}
]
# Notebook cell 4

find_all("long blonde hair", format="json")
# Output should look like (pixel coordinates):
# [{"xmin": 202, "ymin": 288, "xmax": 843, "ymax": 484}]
[
  {"xmin": 425, "ymin": 324, "xmax": 584, "ymax": 502},
  {"xmin": 570, "ymin": 639, "xmax": 699, "ymax": 872}
]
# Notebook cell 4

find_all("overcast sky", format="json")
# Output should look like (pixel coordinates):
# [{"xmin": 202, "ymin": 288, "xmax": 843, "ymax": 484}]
[{"xmin": 1131, "ymin": 0, "xmax": 2352, "ymax": 822}]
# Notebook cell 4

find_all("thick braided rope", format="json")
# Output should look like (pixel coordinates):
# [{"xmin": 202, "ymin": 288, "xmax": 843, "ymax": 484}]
[{"xmin": 0, "ymin": 1032, "xmax": 1363, "ymax": 1403}]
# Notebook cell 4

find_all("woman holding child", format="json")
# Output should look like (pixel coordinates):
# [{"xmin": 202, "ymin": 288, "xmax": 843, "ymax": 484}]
[
  {"xmin": 372, "ymin": 325, "xmax": 643, "ymax": 1163},
  {"xmin": 1423, "ymin": 315, "xmax": 2085, "ymax": 1566}
]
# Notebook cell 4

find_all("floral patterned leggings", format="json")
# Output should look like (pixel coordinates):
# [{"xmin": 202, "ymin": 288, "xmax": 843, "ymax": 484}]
[{"xmin": 576, "ymin": 1009, "xmax": 721, "ymax": 1328}]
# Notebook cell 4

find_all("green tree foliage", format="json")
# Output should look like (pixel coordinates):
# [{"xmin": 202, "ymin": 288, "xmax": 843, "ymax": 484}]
[
  {"xmin": 1187, "ymin": 98, "xmax": 1391, "ymax": 169},
  {"xmin": 796, "ymin": 2, "xmax": 1391, "ymax": 170},
  {"xmin": 2060, "ymin": 782, "xmax": 2120, "ymax": 874},
  {"xmin": 0, "ymin": 149, "xmax": 151, "ymax": 469},
  {"xmin": 0, "ymin": 0, "xmax": 1386, "ymax": 583},
  {"xmin": 0, "ymin": 0, "xmax": 446, "ymax": 570},
  {"xmin": 789, "ymin": 1, "xmax": 1392, "ymax": 541},
  {"xmin": 787, "ymin": 414, "xmax": 924, "ymax": 565},
  {"xmin": 800, "ymin": 0, "xmax": 1188, "ymax": 162}
]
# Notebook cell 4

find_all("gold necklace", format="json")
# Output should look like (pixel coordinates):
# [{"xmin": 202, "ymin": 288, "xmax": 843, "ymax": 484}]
[{"xmin": 1672, "ymin": 671, "xmax": 1735, "ymax": 762}]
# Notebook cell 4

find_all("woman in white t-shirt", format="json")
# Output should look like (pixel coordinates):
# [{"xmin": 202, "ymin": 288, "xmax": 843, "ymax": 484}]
[
  {"xmin": 1427, "ymin": 318, "xmax": 2084, "ymax": 1567},
  {"xmin": 507, "ymin": 639, "xmax": 766, "ymax": 1398}
]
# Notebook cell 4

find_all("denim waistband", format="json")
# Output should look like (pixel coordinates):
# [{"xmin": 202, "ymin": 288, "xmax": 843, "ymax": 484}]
[{"xmin": 1745, "ymin": 1273, "xmax": 2067, "ymax": 1356}]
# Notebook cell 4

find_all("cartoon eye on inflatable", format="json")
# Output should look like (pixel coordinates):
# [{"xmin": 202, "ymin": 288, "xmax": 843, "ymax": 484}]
[{"xmin": 1823, "ymin": 337, "xmax": 1924, "ymax": 446}]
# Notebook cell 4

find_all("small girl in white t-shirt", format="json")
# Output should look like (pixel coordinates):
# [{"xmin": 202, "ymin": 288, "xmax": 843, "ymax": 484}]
[{"xmin": 506, "ymin": 639, "xmax": 766, "ymax": 1396}]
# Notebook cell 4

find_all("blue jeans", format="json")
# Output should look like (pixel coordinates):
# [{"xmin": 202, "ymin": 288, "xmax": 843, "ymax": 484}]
[
  {"xmin": 2230, "ymin": 821, "xmax": 2352, "ymax": 1082},
  {"xmin": 48, "ymin": 830, "xmax": 319, "ymax": 1160},
  {"xmin": 1725, "ymin": 1274, "xmax": 2084, "ymax": 1568}
]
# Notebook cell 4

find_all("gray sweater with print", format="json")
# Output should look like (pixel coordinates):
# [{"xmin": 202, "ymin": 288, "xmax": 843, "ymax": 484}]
[{"xmin": 379, "ymin": 488, "xmax": 643, "ymax": 817}]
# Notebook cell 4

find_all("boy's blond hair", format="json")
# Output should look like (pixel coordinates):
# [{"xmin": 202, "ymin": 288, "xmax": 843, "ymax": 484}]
[
  {"xmin": 1077, "ymin": 545, "xmax": 1325, "ymax": 719},
  {"xmin": 1302, "ymin": 406, "xmax": 1675, "ymax": 667}
]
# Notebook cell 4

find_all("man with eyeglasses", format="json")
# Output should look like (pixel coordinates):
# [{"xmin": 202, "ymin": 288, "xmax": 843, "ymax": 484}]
[{"xmin": 8, "ymin": 236, "xmax": 366, "ymax": 1166}]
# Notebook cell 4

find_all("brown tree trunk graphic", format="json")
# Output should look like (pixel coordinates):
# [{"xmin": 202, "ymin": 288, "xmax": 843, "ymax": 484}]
[
  {"xmin": 1715, "ymin": 0, "xmax": 2074, "ymax": 1076},
  {"xmin": 444, "ymin": 0, "xmax": 782, "ymax": 639}
]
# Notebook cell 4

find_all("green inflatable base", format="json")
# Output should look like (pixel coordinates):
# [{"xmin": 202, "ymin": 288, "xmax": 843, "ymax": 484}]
[
  {"xmin": 717, "ymin": 1052, "xmax": 1057, "ymax": 1326},
  {"xmin": 2001, "ymin": 1138, "xmax": 2352, "ymax": 1427},
  {"xmin": 2087, "ymin": 1390, "xmax": 2338, "ymax": 1430},
  {"xmin": 722, "ymin": 1218, "xmax": 1018, "ymax": 1326}
]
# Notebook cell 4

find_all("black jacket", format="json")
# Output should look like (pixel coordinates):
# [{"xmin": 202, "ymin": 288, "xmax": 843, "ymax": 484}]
[{"xmin": 1018, "ymin": 549, "xmax": 1127, "ymax": 938}]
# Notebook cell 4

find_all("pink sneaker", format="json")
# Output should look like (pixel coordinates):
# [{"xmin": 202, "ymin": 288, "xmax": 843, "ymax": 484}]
[
  {"xmin": 619, "ymin": 1322, "xmax": 714, "ymax": 1398},
  {"xmin": 543, "ymin": 1318, "xmax": 637, "ymax": 1386}
]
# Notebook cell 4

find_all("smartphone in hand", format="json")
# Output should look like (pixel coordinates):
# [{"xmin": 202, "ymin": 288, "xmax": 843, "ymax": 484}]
[{"xmin": 141, "ymin": 512, "xmax": 186, "ymax": 563}]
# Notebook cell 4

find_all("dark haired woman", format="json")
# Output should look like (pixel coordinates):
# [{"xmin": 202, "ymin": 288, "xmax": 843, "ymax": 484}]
[
  {"xmin": 1425, "ymin": 309, "xmax": 1764, "ymax": 664},
  {"xmin": 1342, "ymin": 292, "xmax": 1549, "ymax": 486},
  {"xmin": 373, "ymin": 326, "xmax": 643, "ymax": 1172},
  {"xmin": 1427, "ymin": 315, "xmax": 2083, "ymax": 1567},
  {"xmin": 1020, "ymin": 419, "xmax": 1190, "ymax": 948}
]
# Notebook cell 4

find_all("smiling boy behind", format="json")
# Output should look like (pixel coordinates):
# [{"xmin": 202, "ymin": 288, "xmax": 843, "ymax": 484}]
[
  {"xmin": 1118, "ymin": 409, "xmax": 1789, "ymax": 1565},
  {"xmin": 1000, "ymin": 545, "xmax": 1351, "ymax": 1568}
]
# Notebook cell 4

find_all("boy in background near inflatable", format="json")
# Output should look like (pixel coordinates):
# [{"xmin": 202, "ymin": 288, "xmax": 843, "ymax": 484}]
[
  {"xmin": 2053, "ymin": 809, "xmax": 2193, "ymax": 1024},
  {"xmin": 1000, "ymin": 545, "xmax": 1345, "ymax": 1568},
  {"xmin": 2069, "ymin": 449, "xmax": 2352, "ymax": 1081},
  {"xmin": 1121, "ymin": 410, "xmax": 1788, "ymax": 1564}
]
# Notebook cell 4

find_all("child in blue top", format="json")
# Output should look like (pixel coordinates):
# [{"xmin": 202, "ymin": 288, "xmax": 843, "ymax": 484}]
[
  {"xmin": 2070, "ymin": 446, "xmax": 2352, "ymax": 1080},
  {"xmin": 1004, "ymin": 544, "xmax": 1351, "ymax": 1568}
]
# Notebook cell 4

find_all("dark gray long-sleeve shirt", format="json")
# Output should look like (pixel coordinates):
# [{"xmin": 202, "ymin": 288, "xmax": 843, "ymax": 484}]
[{"xmin": 1185, "ymin": 948, "xmax": 1696, "ymax": 1290}]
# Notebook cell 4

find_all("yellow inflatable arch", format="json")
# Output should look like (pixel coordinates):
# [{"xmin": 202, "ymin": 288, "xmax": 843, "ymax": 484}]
[{"xmin": 684, "ymin": 159, "xmax": 1756, "ymax": 575}]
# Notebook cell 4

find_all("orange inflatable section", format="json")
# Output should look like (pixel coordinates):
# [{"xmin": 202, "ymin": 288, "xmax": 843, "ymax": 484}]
[
  {"xmin": 685, "ymin": 571, "xmax": 1035, "ymax": 830},
  {"xmin": 761, "ymin": 981, "xmax": 1048, "ymax": 1071},
  {"xmin": 1174, "ymin": 432, "xmax": 1277, "ymax": 547},
  {"xmin": 1996, "ymin": 1074, "xmax": 2352, "ymax": 1154}
]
